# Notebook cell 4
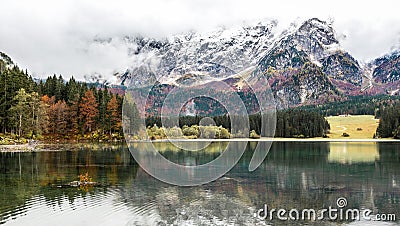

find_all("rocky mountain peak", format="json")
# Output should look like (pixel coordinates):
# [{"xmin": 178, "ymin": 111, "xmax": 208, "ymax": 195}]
[
  {"xmin": 298, "ymin": 18, "xmax": 337, "ymax": 46},
  {"xmin": 117, "ymin": 20, "xmax": 279, "ymax": 87},
  {"xmin": 372, "ymin": 49, "xmax": 400, "ymax": 84},
  {"xmin": 259, "ymin": 18, "xmax": 363, "ymax": 87}
]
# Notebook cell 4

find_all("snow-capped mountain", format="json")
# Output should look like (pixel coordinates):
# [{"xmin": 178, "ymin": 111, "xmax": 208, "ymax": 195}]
[
  {"xmin": 3, "ymin": 17, "xmax": 399, "ymax": 113},
  {"xmin": 259, "ymin": 18, "xmax": 363, "ymax": 90},
  {"xmin": 115, "ymin": 17, "xmax": 400, "ymax": 109},
  {"xmin": 372, "ymin": 50, "xmax": 400, "ymax": 83},
  {"xmin": 116, "ymin": 19, "xmax": 279, "ymax": 86},
  {"xmin": 363, "ymin": 50, "xmax": 400, "ymax": 95},
  {"xmin": 259, "ymin": 18, "xmax": 341, "ymax": 70}
]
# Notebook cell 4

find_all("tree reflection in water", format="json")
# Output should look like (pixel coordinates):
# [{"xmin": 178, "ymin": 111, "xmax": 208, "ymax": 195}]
[{"xmin": 0, "ymin": 142, "xmax": 399, "ymax": 225}]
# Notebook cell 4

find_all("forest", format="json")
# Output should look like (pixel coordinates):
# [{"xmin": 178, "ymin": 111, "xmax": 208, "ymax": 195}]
[
  {"xmin": 376, "ymin": 103, "xmax": 400, "ymax": 138},
  {"xmin": 0, "ymin": 65, "xmax": 123, "ymax": 143},
  {"xmin": 146, "ymin": 109, "xmax": 330, "ymax": 139},
  {"xmin": 298, "ymin": 95, "xmax": 400, "ymax": 117},
  {"xmin": 2, "ymin": 61, "xmax": 397, "ymax": 142},
  {"xmin": 0, "ymin": 64, "xmax": 331, "ymax": 142}
]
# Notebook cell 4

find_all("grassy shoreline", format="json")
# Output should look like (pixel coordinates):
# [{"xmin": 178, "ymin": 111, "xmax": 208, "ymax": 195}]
[
  {"xmin": 1, "ymin": 114, "xmax": 397, "ymax": 152},
  {"xmin": 145, "ymin": 137, "xmax": 399, "ymax": 142},
  {"xmin": 0, "ymin": 142, "xmax": 125, "ymax": 152},
  {"xmin": 1, "ymin": 137, "xmax": 399, "ymax": 152}
]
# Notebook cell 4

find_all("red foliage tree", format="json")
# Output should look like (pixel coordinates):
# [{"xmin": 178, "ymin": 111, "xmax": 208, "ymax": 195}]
[
  {"xmin": 47, "ymin": 98, "xmax": 69, "ymax": 137},
  {"xmin": 79, "ymin": 90, "xmax": 98, "ymax": 133}
]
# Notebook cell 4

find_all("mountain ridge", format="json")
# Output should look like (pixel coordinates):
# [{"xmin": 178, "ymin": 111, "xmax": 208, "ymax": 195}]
[
  {"xmin": 1, "ymin": 18, "xmax": 399, "ymax": 111},
  {"xmin": 117, "ymin": 18, "xmax": 399, "ymax": 101}
]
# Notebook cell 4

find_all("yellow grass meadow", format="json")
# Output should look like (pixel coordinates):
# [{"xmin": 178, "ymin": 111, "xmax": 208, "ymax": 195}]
[{"xmin": 325, "ymin": 115, "xmax": 379, "ymax": 139}]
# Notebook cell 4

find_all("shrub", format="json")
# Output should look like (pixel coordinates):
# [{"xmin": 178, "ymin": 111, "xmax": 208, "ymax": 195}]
[
  {"xmin": 294, "ymin": 134, "xmax": 305, "ymax": 139},
  {"xmin": 342, "ymin": 132, "xmax": 350, "ymax": 137},
  {"xmin": 182, "ymin": 125, "xmax": 200, "ymax": 137},
  {"xmin": 147, "ymin": 124, "xmax": 167, "ymax": 139},
  {"xmin": 146, "ymin": 124, "xmax": 231, "ymax": 139},
  {"xmin": 35, "ymin": 134, "xmax": 44, "ymax": 140},
  {"xmin": 166, "ymin": 127, "xmax": 183, "ymax": 138},
  {"xmin": 219, "ymin": 127, "xmax": 230, "ymax": 139},
  {"xmin": 249, "ymin": 130, "xmax": 260, "ymax": 139},
  {"xmin": 200, "ymin": 126, "xmax": 218, "ymax": 139}
]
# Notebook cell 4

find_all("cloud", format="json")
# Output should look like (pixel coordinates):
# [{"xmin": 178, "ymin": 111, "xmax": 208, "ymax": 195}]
[{"xmin": 0, "ymin": 0, "xmax": 399, "ymax": 81}]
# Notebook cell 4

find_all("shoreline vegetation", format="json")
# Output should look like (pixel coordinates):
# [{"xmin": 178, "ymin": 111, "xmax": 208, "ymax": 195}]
[
  {"xmin": 0, "ymin": 114, "xmax": 393, "ymax": 147},
  {"xmin": 0, "ymin": 113, "xmax": 397, "ymax": 152},
  {"xmin": 1, "ymin": 113, "xmax": 397, "ymax": 152},
  {"xmin": 1, "ymin": 137, "xmax": 399, "ymax": 152}
]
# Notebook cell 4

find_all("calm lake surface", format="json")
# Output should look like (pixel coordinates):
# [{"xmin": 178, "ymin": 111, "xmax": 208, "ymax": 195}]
[{"xmin": 0, "ymin": 141, "xmax": 399, "ymax": 225}]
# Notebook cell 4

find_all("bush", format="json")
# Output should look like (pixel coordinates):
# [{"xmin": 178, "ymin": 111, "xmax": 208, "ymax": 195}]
[
  {"xmin": 197, "ymin": 126, "xmax": 228, "ymax": 139},
  {"xmin": 342, "ymin": 132, "xmax": 350, "ymax": 137},
  {"xmin": 0, "ymin": 137, "xmax": 12, "ymax": 145},
  {"xmin": 147, "ymin": 124, "xmax": 167, "ymax": 139},
  {"xmin": 294, "ymin": 134, "xmax": 305, "ymax": 138},
  {"xmin": 145, "ymin": 124, "xmax": 231, "ymax": 140},
  {"xmin": 249, "ymin": 130, "xmax": 260, "ymax": 139},
  {"xmin": 182, "ymin": 125, "xmax": 200, "ymax": 137},
  {"xmin": 165, "ymin": 127, "xmax": 183, "ymax": 138},
  {"xmin": 219, "ymin": 127, "xmax": 230, "ymax": 139},
  {"xmin": 200, "ymin": 126, "xmax": 218, "ymax": 139},
  {"xmin": 34, "ymin": 134, "xmax": 44, "ymax": 140}
]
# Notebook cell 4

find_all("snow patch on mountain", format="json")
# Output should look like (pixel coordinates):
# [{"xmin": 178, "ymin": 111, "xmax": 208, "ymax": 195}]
[{"xmin": 115, "ymin": 19, "xmax": 281, "ymax": 86}]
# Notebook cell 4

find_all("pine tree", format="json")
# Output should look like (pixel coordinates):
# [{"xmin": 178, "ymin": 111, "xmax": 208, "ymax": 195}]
[
  {"xmin": 68, "ymin": 93, "xmax": 80, "ymax": 136},
  {"xmin": 66, "ymin": 76, "xmax": 79, "ymax": 103},
  {"xmin": 122, "ymin": 93, "xmax": 140, "ymax": 135}
]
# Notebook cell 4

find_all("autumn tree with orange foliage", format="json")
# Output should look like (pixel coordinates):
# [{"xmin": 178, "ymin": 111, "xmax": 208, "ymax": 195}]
[
  {"xmin": 106, "ymin": 95, "xmax": 121, "ymax": 135},
  {"xmin": 80, "ymin": 90, "xmax": 98, "ymax": 133},
  {"xmin": 43, "ymin": 95, "xmax": 57, "ymax": 135},
  {"xmin": 46, "ymin": 97, "xmax": 69, "ymax": 137},
  {"xmin": 54, "ymin": 100, "xmax": 69, "ymax": 136}
]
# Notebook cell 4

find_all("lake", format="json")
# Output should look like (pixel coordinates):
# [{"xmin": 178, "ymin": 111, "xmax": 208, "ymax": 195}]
[{"xmin": 0, "ymin": 142, "xmax": 399, "ymax": 225}]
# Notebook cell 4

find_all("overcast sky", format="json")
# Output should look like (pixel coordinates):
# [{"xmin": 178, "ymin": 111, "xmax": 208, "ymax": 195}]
[{"xmin": 0, "ymin": 0, "xmax": 399, "ymax": 81}]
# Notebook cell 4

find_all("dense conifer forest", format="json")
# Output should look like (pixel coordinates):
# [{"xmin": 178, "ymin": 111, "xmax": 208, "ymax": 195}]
[{"xmin": 376, "ymin": 104, "xmax": 400, "ymax": 138}]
